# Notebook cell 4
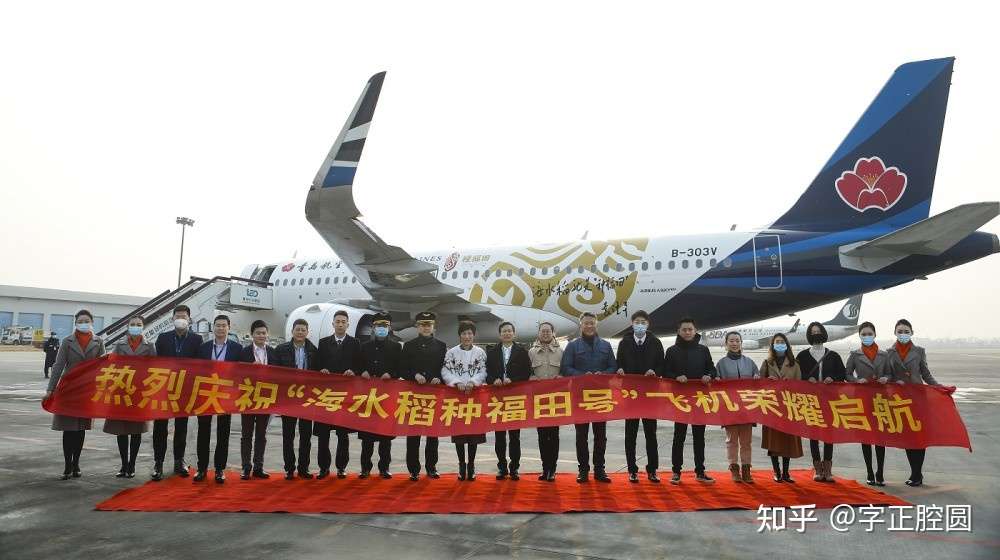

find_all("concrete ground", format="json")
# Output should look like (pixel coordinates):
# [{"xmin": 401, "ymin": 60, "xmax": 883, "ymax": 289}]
[{"xmin": 1, "ymin": 348, "xmax": 998, "ymax": 560}]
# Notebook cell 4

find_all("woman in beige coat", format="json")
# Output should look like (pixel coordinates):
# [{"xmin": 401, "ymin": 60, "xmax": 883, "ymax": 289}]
[
  {"xmin": 104, "ymin": 316, "xmax": 154, "ymax": 478},
  {"xmin": 759, "ymin": 333, "xmax": 803, "ymax": 483},
  {"xmin": 46, "ymin": 309, "xmax": 106, "ymax": 479}
]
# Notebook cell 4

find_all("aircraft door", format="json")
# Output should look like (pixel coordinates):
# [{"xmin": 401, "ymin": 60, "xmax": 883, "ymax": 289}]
[{"xmin": 752, "ymin": 234, "xmax": 783, "ymax": 290}]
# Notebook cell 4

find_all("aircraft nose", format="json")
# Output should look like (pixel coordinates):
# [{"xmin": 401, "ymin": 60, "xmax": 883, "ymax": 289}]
[{"xmin": 992, "ymin": 233, "xmax": 1000, "ymax": 254}]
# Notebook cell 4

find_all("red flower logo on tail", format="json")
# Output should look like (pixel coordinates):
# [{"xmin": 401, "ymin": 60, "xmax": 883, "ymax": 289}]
[{"xmin": 834, "ymin": 156, "xmax": 907, "ymax": 212}]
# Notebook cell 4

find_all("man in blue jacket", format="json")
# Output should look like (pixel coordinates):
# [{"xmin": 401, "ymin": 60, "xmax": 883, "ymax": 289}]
[
  {"xmin": 194, "ymin": 314, "xmax": 244, "ymax": 483},
  {"xmin": 152, "ymin": 304, "xmax": 204, "ymax": 480},
  {"xmin": 560, "ymin": 312, "xmax": 617, "ymax": 483}
]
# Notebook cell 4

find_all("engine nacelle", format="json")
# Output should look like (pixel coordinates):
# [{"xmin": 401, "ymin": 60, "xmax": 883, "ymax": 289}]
[
  {"xmin": 285, "ymin": 303, "xmax": 376, "ymax": 346},
  {"xmin": 740, "ymin": 339, "xmax": 761, "ymax": 351}
]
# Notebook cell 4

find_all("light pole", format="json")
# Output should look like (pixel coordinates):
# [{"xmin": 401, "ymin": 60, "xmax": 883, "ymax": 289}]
[{"xmin": 176, "ymin": 217, "xmax": 195, "ymax": 287}]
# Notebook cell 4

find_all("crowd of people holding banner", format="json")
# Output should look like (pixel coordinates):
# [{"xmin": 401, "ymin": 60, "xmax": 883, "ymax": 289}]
[{"xmin": 45, "ymin": 304, "xmax": 939, "ymax": 488}]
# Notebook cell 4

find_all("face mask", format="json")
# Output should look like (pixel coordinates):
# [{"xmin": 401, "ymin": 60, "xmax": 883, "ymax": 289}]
[
  {"xmin": 896, "ymin": 334, "xmax": 912, "ymax": 344},
  {"xmin": 861, "ymin": 335, "xmax": 875, "ymax": 346},
  {"xmin": 772, "ymin": 343, "xmax": 787, "ymax": 353},
  {"xmin": 633, "ymin": 323, "xmax": 648, "ymax": 336},
  {"xmin": 75, "ymin": 322, "xmax": 92, "ymax": 333},
  {"xmin": 127, "ymin": 326, "xmax": 143, "ymax": 336},
  {"xmin": 806, "ymin": 332, "xmax": 827, "ymax": 345},
  {"xmin": 174, "ymin": 318, "xmax": 190, "ymax": 330},
  {"xmin": 373, "ymin": 326, "xmax": 389, "ymax": 338}
]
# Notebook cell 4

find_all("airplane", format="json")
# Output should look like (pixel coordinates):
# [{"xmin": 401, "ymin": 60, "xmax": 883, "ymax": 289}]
[
  {"xmin": 237, "ymin": 57, "xmax": 998, "ymax": 346},
  {"xmin": 701, "ymin": 295, "xmax": 863, "ymax": 350}
]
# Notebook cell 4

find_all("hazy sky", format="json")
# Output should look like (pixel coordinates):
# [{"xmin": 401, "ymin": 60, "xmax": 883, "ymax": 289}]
[{"xmin": 1, "ymin": 1, "xmax": 998, "ymax": 339}]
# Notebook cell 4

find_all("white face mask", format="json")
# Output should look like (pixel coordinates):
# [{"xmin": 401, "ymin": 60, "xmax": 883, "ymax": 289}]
[
  {"xmin": 173, "ymin": 318, "xmax": 190, "ymax": 330},
  {"xmin": 127, "ymin": 326, "xmax": 143, "ymax": 336},
  {"xmin": 75, "ymin": 322, "xmax": 92, "ymax": 333}
]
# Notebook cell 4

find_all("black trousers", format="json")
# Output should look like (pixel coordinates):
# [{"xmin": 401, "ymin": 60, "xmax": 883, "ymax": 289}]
[
  {"xmin": 196, "ymin": 414, "xmax": 231, "ymax": 472},
  {"xmin": 861, "ymin": 444, "xmax": 886, "ymax": 477},
  {"xmin": 537, "ymin": 426, "xmax": 560, "ymax": 473},
  {"xmin": 905, "ymin": 448, "xmax": 926, "ymax": 480},
  {"xmin": 360, "ymin": 438, "xmax": 392, "ymax": 473},
  {"xmin": 406, "ymin": 435, "xmax": 439, "ymax": 475},
  {"xmin": 671, "ymin": 422, "xmax": 706, "ymax": 474},
  {"xmin": 281, "ymin": 416, "xmax": 312, "ymax": 472},
  {"xmin": 240, "ymin": 414, "xmax": 270, "ymax": 470},
  {"xmin": 809, "ymin": 439, "xmax": 834, "ymax": 462},
  {"xmin": 116, "ymin": 434, "xmax": 141, "ymax": 469},
  {"xmin": 152, "ymin": 417, "xmax": 189, "ymax": 465},
  {"xmin": 314, "ymin": 423, "xmax": 350, "ymax": 472},
  {"xmin": 574, "ymin": 422, "xmax": 607, "ymax": 473},
  {"xmin": 494, "ymin": 430, "xmax": 521, "ymax": 472},
  {"xmin": 625, "ymin": 418, "xmax": 659, "ymax": 474}
]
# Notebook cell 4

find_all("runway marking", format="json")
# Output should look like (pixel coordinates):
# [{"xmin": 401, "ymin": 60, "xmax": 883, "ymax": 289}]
[{"xmin": 1, "ymin": 436, "xmax": 47, "ymax": 444}]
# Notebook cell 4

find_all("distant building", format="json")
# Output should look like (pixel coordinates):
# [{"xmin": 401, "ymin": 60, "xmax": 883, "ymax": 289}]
[{"xmin": 0, "ymin": 284, "xmax": 148, "ymax": 339}]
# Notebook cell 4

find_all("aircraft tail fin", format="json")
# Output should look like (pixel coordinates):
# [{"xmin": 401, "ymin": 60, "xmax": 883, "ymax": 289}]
[
  {"xmin": 771, "ymin": 58, "xmax": 954, "ymax": 232},
  {"xmin": 825, "ymin": 295, "xmax": 863, "ymax": 327}
]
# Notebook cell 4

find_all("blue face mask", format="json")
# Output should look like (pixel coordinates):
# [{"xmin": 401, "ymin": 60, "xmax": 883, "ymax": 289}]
[
  {"xmin": 632, "ymin": 323, "xmax": 648, "ymax": 336},
  {"xmin": 75, "ymin": 323, "xmax": 92, "ymax": 333},
  {"xmin": 772, "ymin": 343, "xmax": 787, "ymax": 353},
  {"xmin": 373, "ymin": 326, "xmax": 389, "ymax": 338},
  {"xmin": 127, "ymin": 326, "xmax": 143, "ymax": 336},
  {"xmin": 861, "ymin": 335, "xmax": 875, "ymax": 346},
  {"xmin": 896, "ymin": 334, "xmax": 911, "ymax": 344}
]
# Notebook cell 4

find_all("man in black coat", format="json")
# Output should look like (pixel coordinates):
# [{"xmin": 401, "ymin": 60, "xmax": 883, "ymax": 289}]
[
  {"xmin": 357, "ymin": 312, "xmax": 400, "ymax": 478},
  {"xmin": 661, "ymin": 316, "xmax": 717, "ymax": 484},
  {"xmin": 152, "ymin": 304, "xmax": 204, "ymax": 480},
  {"xmin": 615, "ymin": 310, "xmax": 665, "ymax": 483},
  {"xmin": 315, "ymin": 309, "xmax": 363, "ymax": 478},
  {"xmin": 43, "ymin": 333, "xmax": 59, "ymax": 378},
  {"xmin": 485, "ymin": 321, "xmax": 532, "ymax": 480},
  {"xmin": 194, "ymin": 314, "xmax": 243, "ymax": 483},
  {"xmin": 274, "ymin": 318, "xmax": 320, "ymax": 480},
  {"xmin": 237, "ymin": 319, "xmax": 278, "ymax": 480},
  {"xmin": 399, "ymin": 311, "xmax": 447, "ymax": 481}
]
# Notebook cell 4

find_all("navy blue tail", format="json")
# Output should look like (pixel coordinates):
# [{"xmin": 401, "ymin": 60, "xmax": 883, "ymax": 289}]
[{"xmin": 772, "ymin": 58, "xmax": 954, "ymax": 232}]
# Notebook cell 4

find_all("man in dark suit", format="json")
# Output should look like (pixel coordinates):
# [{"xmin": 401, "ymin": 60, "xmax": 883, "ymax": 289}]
[
  {"xmin": 315, "ymin": 309, "xmax": 363, "ymax": 479},
  {"xmin": 43, "ymin": 332, "xmax": 59, "ymax": 378},
  {"xmin": 238, "ymin": 319, "xmax": 277, "ymax": 480},
  {"xmin": 615, "ymin": 310, "xmax": 666, "ymax": 483},
  {"xmin": 485, "ymin": 321, "xmax": 532, "ymax": 480},
  {"xmin": 193, "ymin": 314, "xmax": 243, "ymax": 483},
  {"xmin": 399, "ymin": 311, "xmax": 447, "ymax": 481},
  {"xmin": 152, "ymin": 304, "xmax": 204, "ymax": 480},
  {"xmin": 358, "ymin": 312, "xmax": 400, "ymax": 479},
  {"xmin": 274, "ymin": 318, "xmax": 320, "ymax": 480}
]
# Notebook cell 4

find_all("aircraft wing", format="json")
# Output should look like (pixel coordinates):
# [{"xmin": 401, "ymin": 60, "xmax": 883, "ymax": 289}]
[
  {"xmin": 305, "ymin": 73, "xmax": 498, "ymax": 321},
  {"xmin": 840, "ymin": 202, "xmax": 999, "ymax": 272}
]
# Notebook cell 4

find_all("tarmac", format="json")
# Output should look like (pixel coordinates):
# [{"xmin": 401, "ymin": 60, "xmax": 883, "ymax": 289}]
[{"xmin": 1, "ymin": 347, "xmax": 998, "ymax": 560}]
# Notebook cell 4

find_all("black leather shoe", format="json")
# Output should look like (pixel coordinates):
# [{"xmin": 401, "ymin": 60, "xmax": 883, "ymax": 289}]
[
  {"xmin": 496, "ymin": 470, "xmax": 508, "ymax": 480},
  {"xmin": 647, "ymin": 472, "xmax": 661, "ymax": 483},
  {"xmin": 409, "ymin": 473, "xmax": 419, "ymax": 481},
  {"xmin": 594, "ymin": 470, "xmax": 611, "ymax": 483},
  {"xmin": 60, "ymin": 469, "xmax": 72, "ymax": 480},
  {"xmin": 151, "ymin": 464, "xmax": 163, "ymax": 481},
  {"xmin": 380, "ymin": 471, "xmax": 393, "ymax": 479},
  {"xmin": 116, "ymin": 468, "xmax": 127, "ymax": 478},
  {"xmin": 467, "ymin": 464, "xmax": 476, "ymax": 481},
  {"xmin": 427, "ymin": 469, "xmax": 440, "ymax": 479},
  {"xmin": 865, "ymin": 475, "xmax": 877, "ymax": 486},
  {"xmin": 240, "ymin": 468, "xmax": 251, "ymax": 480},
  {"xmin": 670, "ymin": 472, "xmax": 681, "ymax": 484},
  {"xmin": 546, "ymin": 472, "xmax": 556, "ymax": 482},
  {"xmin": 538, "ymin": 471, "xmax": 549, "ymax": 481},
  {"xmin": 336, "ymin": 469, "xmax": 347, "ymax": 479},
  {"xmin": 298, "ymin": 469, "xmax": 314, "ymax": 480},
  {"xmin": 285, "ymin": 471, "xmax": 295, "ymax": 480},
  {"xmin": 509, "ymin": 469, "xmax": 519, "ymax": 481},
  {"xmin": 773, "ymin": 472, "xmax": 784, "ymax": 483},
  {"xmin": 174, "ymin": 462, "xmax": 189, "ymax": 477},
  {"xmin": 193, "ymin": 470, "xmax": 206, "ymax": 482},
  {"xmin": 782, "ymin": 473, "xmax": 795, "ymax": 483},
  {"xmin": 458, "ymin": 462, "xmax": 467, "ymax": 481},
  {"xmin": 253, "ymin": 468, "xmax": 270, "ymax": 479},
  {"xmin": 317, "ymin": 469, "xmax": 329, "ymax": 480},
  {"xmin": 695, "ymin": 472, "xmax": 715, "ymax": 483},
  {"xmin": 905, "ymin": 478, "xmax": 923, "ymax": 487},
  {"xmin": 72, "ymin": 469, "xmax": 81, "ymax": 478},
  {"xmin": 359, "ymin": 471, "xmax": 370, "ymax": 479},
  {"xmin": 215, "ymin": 471, "xmax": 226, "ymax": 484},
  {"xmin": 576, "ymin": 471, "xmax": 589, "ymax": 483},
  {"xmin": 628, "ymin": 472, "xmax": 639, "ymax": 483}
]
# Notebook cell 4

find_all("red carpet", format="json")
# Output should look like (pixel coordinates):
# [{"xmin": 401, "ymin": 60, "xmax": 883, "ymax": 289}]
[{"xmin": 96, "ymin": 469, "xmax": 910, "ymax": 514}]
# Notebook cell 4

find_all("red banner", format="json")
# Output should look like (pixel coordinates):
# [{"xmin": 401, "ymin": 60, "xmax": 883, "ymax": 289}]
[{"xmin": 42, "ymin": 354, "xmax": 970, "ymax": 449}]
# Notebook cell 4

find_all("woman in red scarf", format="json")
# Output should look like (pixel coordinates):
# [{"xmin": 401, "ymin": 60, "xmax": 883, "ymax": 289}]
[
  {"xmin": 845, "ymin": 321, "xmax": 893, "ymax": 486},
  {"xmin": 887, "ymin": 319, "xmax": 939, "ymax": 487},
  {"xmin": 105, "ymin": 316, "xmax": 155, "ymax": 478}
]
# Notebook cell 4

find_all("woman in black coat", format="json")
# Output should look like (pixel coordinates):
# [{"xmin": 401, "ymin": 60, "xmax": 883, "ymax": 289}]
[{"xmin": 795, "ymin": 322, "xmax": 846, "ymax": 483}]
